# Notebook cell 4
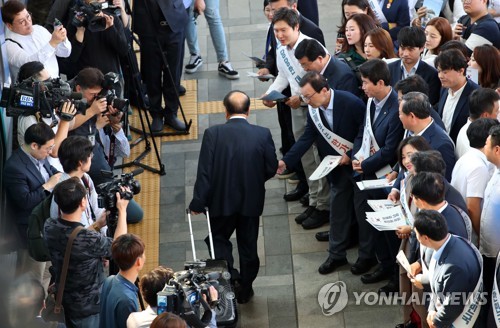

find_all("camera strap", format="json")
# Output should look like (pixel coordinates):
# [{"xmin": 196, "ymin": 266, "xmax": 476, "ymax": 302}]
[
  {"xmin": 5, "ymin": 38, "xmax": 23, "ymax": 49},
  {"xmin": 81, "ymin": 175, "xmax": 97, "ymax": 222}
]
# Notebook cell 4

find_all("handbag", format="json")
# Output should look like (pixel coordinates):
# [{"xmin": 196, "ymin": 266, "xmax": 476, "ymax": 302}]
[{"xmin": 42, "ymin": 226, "xmax": 83, "ymax": 323}]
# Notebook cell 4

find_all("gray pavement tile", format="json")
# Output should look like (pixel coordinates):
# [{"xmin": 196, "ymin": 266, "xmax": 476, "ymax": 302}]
[
  {"xmin": 159, "ymin": 187, "xmax": 184, "ymax": 205},
  {"xmin": 163, "ymin": 152, "xmax": 185, "ymax": 170},
  {"xmin": 159, "ymin": 241, "xmax": 187, "ymax": 262},
  {"xmin": 262, "ymin": 202, "xmax": 288, "ymax": 217},
  {"xmin": 291, "ymin": 232, "xmax": 330, "ymax": 254},
  {"xmin": 208, "ymin": 113, "xmax": 226, "ymax": 127},
  {"xmin": 262, "ymin": 214, "xmax": 289, "ymax": 229},
  {"xmin": 264, "ymin": 254, "xmax": 293, "ymax": 276},
  {"xmin": 162, "ymin": 141, "xmax": 201, "ymax": 154},
  {"xmin": 185, "ymin": 151, "xmax": 201, "ymax": 161},
  {"xmin": 160, "ymin": 169, "xmax": 185, "ymax": 187},
  {"xmin": 268, "ymin": 316, "xmax": 298, "ymax": 328},
  {"xmin": 264, "ymin": 228, "xmax": 291, "ymax": 256}
]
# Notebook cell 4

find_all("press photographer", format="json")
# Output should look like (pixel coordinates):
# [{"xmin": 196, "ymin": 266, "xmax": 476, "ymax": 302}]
[
  {"xmin": 68, "ymin": 67, "xmax": 143, "ymax": 223},
  {"xmin": 0, "ymin": 61, "xmax": 80, "ymax": 171},
  {"xmin": 64, "ymin": 0, "xmax": 128, "ymax": 81},
  {"xmin": 44, "ymin": 177, "xmax": 129, "ymax": 326}
]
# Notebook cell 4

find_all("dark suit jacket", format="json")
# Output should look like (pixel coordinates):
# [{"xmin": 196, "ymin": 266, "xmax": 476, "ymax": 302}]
[
  {"xmin": 442, "ymin": 204, "xmax": 468, "ymax": 239},
  {"xmin": 133, "ymin": 0, "xmax": 188, "ymax": 35},
  {"xmin": 323, "ymin": 57, "xmax": 360, "ymax": 97},
  {"xmin": 297, "ymin": 0, "xmax": 319, "ymax": 25},
  {"xmin": 429, "ymin": 235, "xmax": 481, "ymax": 326},
  {"xmin": 3, "ymin": 149, "xmax": 58, "ymax": 228},
  {"xmin": 352, "ymin": 89, "xmax": 404, "ymax": 177},
  {"xmin": 265, "ymin": 13, "xmax": 325, "ymax": 76},
  {"xmin": 190, "ymin": 119, "xmax": 278, "ymax": 217},
  {"xmin": 437, "ymin": 79, "xmax": 480, "ymax": 144},
  {"xmin": 283, "ymin": 90, "xmax": 365, "ymax": 180},
  {"xmin": 388, "ymin": 59, "xmax": 441, "ymax": 105},
  {"xmin": 380, "ymin": 0, "xmax": 410, "ymax": 42},
  {"xmin": 444, "ymin": 180, "xmax": 467, "ymax": 212}
]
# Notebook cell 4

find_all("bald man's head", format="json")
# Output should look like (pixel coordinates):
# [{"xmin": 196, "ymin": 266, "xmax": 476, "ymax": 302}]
[{"xmin": 223, "ymin": 90, "xmax": 251, "ymax": 115}]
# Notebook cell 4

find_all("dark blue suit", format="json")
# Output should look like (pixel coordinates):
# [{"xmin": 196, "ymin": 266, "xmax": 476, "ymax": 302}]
[
  {"xmin": 437, "ymin": 79, "xmax": 479, "ymax": 144},
  {"xmin": 352, "ymin": 89, "xmax": 404, "ymax": 263},
  {"xmin": 3, "ymin": 149, "xmax": 58, "ymax": 245},
  {"xmin": 379, "ymin": 0, "xmax": 411, "ymax": 43},
  {"xmin": 388, "ymin": 59, "xmax": 441, "ymax": 105},
  {"xmin": 429, "ymin": 236, "xmax": 481, "ymax": 327},
  {"xmin": 283, "ymin": 90, "xmax": 365, "ymax": 260},
  {"xmin": 297, "ymin": 0, "xmax": 319, "ymax": 26},
  {"xmin": 442, "ymin": 204, "xmax": 468, "ymax": 239},
  {"xmin": 323, "ymin": 56, "xmax": 360, "ymax": 97},
  {"xmin": 190, "ymin": 118, "xmax": 277, "ymax": 289}
]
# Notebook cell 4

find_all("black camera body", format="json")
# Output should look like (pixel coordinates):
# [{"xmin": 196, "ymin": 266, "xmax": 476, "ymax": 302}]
[
  {"xmin": 98, "ymin": 72, "xmax": 129, "ymax": 112},
  {"xmin": 96, "ymin": 169, "xmax": 141, "ymax": 212},
  {"xmin": 71, "ymin": 1, "xmax": 116, "ymax": 32},
  {"xmin": 0, "ymin": 78, "xmax": 87, "ymax": 118}
]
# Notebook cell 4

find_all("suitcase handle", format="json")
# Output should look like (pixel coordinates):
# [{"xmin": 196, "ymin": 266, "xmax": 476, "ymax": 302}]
[{"xmin": 186, "ymin": 208, "xmax": 215, "ymax": 261}]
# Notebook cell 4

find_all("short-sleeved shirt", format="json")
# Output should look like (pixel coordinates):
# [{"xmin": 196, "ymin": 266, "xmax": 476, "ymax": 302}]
[
  {"xmin": 43, "ymin": 217, "xmax": 113, "ymax": 319},
  {"xmin": 461, "ymin": 14, "xmax": 500, "ymax": 51},
  {"xmin": 480, "ymin": 168, "xmax": 500, "ymax": 258},
  {"xmin": 99, "ymin": 274, "xmax": 139, "ymax": 328},
  {"xmin": 451, "ymin": 147, "xmax": 493, "ymax": 201}
]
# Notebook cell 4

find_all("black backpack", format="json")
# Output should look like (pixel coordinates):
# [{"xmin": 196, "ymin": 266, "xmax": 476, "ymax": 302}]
[{"xmin": 27, "ymin": 193, "xmax": 54, "ymax": 262}]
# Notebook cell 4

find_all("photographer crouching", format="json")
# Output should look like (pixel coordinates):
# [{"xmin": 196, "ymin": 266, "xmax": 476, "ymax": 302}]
[
  {"xmin": 43, "ymin": 176, "xmax": 129, "ymax": 327},
  {"xmin": 69, "ymin": 67, "xmax": 143, "ymax": 224}
]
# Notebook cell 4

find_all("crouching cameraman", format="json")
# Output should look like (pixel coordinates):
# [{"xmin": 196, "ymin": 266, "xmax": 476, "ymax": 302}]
[
  {"xmin": 43, "ymin": 177, "xmax": 129, "ymax": 327},
  {"xmin": 127, "ymin": 266, "xmax": 218, "ymax": 328}
]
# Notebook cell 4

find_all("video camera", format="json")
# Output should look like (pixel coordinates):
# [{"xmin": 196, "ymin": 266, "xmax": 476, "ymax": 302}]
[
  {"xmin": 71, "ymin": 0, "xmax": 119, "ymax": 32},
  {"xmin": 96, "ymin": 168, "xmax": 142, "ymax": 212},
  {"xmin": 0, "ymin": 78, "xmax": 87, "ymax": 118},
  {"xmin": 158, "ymin": 268, "xmax": 220, "ymax": 328},
  {"xmin": 98, "ymin": 72, "xmax": 129, "ymax": 112}
]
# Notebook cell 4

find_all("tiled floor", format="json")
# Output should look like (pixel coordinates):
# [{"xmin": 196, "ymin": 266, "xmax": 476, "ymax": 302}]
[{"xmin": 159, "ymin": 0, "xmax": 402, "ymax": 327}]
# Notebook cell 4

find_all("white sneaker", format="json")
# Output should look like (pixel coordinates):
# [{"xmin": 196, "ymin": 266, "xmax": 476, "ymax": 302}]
[
  {"xmin": 218, "ymin": 61, "xmax": 239, "ymax": 79},
  {"xmin": 185, "ymin": 54, "xmax": 203, "ymax": 73}
]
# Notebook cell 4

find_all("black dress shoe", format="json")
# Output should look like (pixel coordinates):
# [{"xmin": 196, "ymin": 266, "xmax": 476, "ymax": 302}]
[
  {"xmin": 295, "ymin": 206, "xmax": 315, "ymax": 224},
  {"xmin": 318, "ymin": 256, "xmax": 348, "ymax": 274},
  {"xmin": 361, "ymin": 266, "xmax": 392, "ymax": 284},
  {"xmin": 164, "ymin": 115, "xmax": 186, "ymax": 131},
  {"xmin": 237, "ymin": 287, "xmax": 254, "ymax": 304},
  {"xmin": 302, "ymin": 210, "xmax": 329, "ymax": 229},
  {"xmin": 299, "ymin": 193, "xmax": 309, "ymax": 207},
  {"xmin": 151, "ymin": 116, "xmax": 164, "ymax": 132},
  {"xmin": 315, "ymin": 230, "xmax": 329, "ymax": 242},
  {"xmin": 350, "ymin": 258, "xmax": 378, "ymax": 275},
  {"xmin": 378, "ymin": 279, "xmax": 399, "ymax": 294},
  {"xmin": 178, "ymin": 85, "xmax": 186, "ymax": 96},
  {"xmin": 283, "ymin": 187, "xmax": 308, "ymax": 202}
]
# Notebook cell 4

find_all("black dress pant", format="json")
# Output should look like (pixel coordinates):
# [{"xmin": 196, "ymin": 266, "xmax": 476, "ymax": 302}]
[
  {"xmin": 138, "ymin": 25, "xmax": 184, "ymax": 118},
  {"xmin": 206, "ymin": 214, "xmax": 260, "ymax": 289}
]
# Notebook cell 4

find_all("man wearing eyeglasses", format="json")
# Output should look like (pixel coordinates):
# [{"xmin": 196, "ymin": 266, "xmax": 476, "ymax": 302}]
[
  {"xmin": 3, "ymin": 123, "xmax": 62, "ymax": 285},
  {"xmin": 1, "ymin": 0, "xmax": 71, "ymax": 82}
]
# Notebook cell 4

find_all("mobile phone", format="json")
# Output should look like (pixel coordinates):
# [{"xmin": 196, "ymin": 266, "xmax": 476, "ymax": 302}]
[{"xmin": 54, "ymin": 18, "xmax": 62, "ymax": 29}]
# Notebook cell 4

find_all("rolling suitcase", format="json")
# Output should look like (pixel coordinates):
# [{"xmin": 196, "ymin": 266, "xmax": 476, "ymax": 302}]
[{"xmin": 185, "ymin": 208, "xmax": 238, "ymax": 328}]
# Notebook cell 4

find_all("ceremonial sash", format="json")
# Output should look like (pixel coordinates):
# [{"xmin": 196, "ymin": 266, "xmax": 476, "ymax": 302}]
[
  {"xmin": 277, "ymin": 43, "xmax": 304, "ymax": 87},
  {"xmin": 492, "ymin": 253, "xmax": 500, "ymax": 327},
  {"xmin": 354, "ymin": 98, "xmax": 392, "ymax": 178},
  {"xmin": 368, "ymin": 0, "xmax": 389, "ymax": 24},
  {"xmin": 400, "ymin": 176, "xmax": 414, "ymax": 226},
  {"xmin": 430, "ymin": 237, "xmax": 483, "ymax": 328},
  {"xmin": 308, "ymin": 106, "xmax": 353, "ymax": 154}
]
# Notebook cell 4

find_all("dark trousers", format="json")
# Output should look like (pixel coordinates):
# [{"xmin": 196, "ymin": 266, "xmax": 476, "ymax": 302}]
[
  {"xmin": 277, "ymin": 102, "xmax": 295, "ymax": 155},
  {"xmin": 207, "ymin": 214, "xmax": 260, "ymax": 289},
  {"xmin": 352, "ymin": 179, "xmax": 383, "ymax": 260},
  {"xmin": 327, "ymin": 166, "xmax": 355, "ymax": 260},
  {"xmin": 138, "ymin": 25, "xmax": 184, "ymax": 117}
]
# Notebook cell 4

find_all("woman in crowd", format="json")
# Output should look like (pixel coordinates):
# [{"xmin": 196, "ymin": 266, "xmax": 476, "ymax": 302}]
[
  {"xmin": 379, "ymin": 0, "xmax": 411, "ymax": 45},
  {"xmin": 421, "ymin": 17, "xmax": 452, "ymax": 67},
  {"xmin": 338, "ymin": 13, "xmax": 379, "ymax": 66},
  {"xmin": 150, "ymin": 313, "xmax": 187, "ymax": 328},
  {"xmin": 336, "ymin": 0, "xmax": 379, "ymax": 53},
  {"xmin": 363, "ymin": 27, "xmax": 397, "ymax": 61},
  {"xmin": 390, "ymin": 136, "xmax": 432, "ymax": 328},
  {"xmin": 468, "ymin": 45, "xmax": 500, "ymax": 90}
]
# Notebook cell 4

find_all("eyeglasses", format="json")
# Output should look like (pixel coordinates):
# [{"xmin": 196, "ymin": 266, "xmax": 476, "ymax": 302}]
[
  {"xmin": 300, "ymin": 91, "xmax": 317, "ymax": 103},
  {"xmin": 14, "ymin": 11, "xmax": 32, "ymax": 26},
  {"xmin": 39, "ymin": 143, "xmax": 55, "ymax": 152}
]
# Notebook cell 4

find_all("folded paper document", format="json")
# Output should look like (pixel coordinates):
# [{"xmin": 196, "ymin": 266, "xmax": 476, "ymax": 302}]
[
  {"xmin": 366, "ymin": 206, "xmax": 407, "ymax": 231},
  {"xmin": 309, "ymin": 155, "xmax": 342, "ymax": 180},
  {"xmin": 356, "ymin": 179, "xmax": 394, "ymax": 191}
]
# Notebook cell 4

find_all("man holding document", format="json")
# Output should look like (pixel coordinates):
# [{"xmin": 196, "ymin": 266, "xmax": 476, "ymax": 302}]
[
  {"xmin": 351, "ymin": 59, "xmax": 404, "ymax": 283},
  {"xmin": 277, "ymin": 71, "xmax": 365, "ymax": 274}
]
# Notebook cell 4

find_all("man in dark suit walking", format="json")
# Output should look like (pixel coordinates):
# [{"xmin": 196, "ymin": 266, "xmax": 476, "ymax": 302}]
[
  {"xmin": 3, "ymin": 122, "xmax": 61, "ymax": 281},
  {"xmin": 278, "ymin": 72, "xmax": 365, "ymax": 274},
  {"xmin": 132, "ymin": 0, "xmax": 188, "ymax": 132},
  {"xmin": 189, "ymin": 91, "xmax": 278, "ymax": 304}
]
